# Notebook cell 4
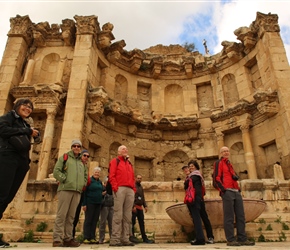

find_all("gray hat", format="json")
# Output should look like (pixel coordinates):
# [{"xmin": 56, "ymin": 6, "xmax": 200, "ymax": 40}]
[{"xmin": 71, "ymin": 139, "xmax": 82, "ymax": 147}]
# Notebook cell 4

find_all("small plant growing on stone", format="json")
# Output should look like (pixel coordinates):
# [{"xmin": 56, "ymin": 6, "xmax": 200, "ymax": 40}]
[
  {"xmin": 23, "ymin": 230, "xmax": 34, "ymax": 242},
  {"xmin": 265, "ymin": 224, "xmax": 273, "ymax": 231},
  {"xmin": 25, "ymin": 216, "xmax": 34, "ymax": 225},
  {"xmin": 36, "ymin": 221, "xmax": 47, "ymax": 232},
  {"xmin": 175, "ymin": 199, "xmax": 178, "ymax": 203},
  {"xmin": 258, "ymin": 234, "xmax": 266, "ymax": 242},
  {"xmin": 274, "ymin": 215, "xmax": 282, "ymax": 223},
  {"xmin": 258, "ymin": 227, "xmax": 262, "ymax": 231},
  {"xmin": 258, "ymin": 218, "xmax": 266, "ymax": 224},
  {"xmin": 282, "ymin": 222, "xmax": 289, "ymax": 230},
  {"xmin": 279, "ymin": 231, "xmax": 287, "ymax": 241}
]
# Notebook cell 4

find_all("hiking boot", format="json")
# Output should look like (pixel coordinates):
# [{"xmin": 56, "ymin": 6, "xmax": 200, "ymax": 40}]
[
  {"xmin": 227, "ymin": 241, "xmax": 241, "ymax": 246},
  {"xmin": 207, "ymin": 237, "xmax": 214, "ymax": 244},
  {"xmin": 90, "ymin": 239, "xmax": 98, "ymax": 244},
  {"xmin": 0, "ymin": 239, "xmax": 10, "ymax": 248},
  {"xmin": 129, "ymin": 236, "xmax": 139, "ymax": 243},
  {"xmin": 122, "ymin": 242, "xmax": 135, "ymax": 246},
  {"xmin": 63, "ymin": 239, "xmax": 80, "ymax": 247},
  {"xmin": 52, "ymin": 241, "xmax": 63, "ymax": 247},
  {"xmin": 239, "ymin": 240, "xmax": 255, "ymax": 246},
  {"xmin": 109, "ymin": 242, "xmax": 123, "ymax": 247},
  {"xmin": 143, "ymin": 239, "xmax": 154, "ymax": 244}
]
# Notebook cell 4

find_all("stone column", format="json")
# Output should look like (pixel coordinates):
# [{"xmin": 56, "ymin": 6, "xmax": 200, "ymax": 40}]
[
  {"xmin": 20, "ymin": 59, "xmax": 35, "ymax": 85},
  {"xmin": 0, "ymin": 15, "xmax": 33, "ymax": 115},
  {"xmin": 55, "ymin": 59, "xmax": 66, "ymax": 85},
  {"xmin": 215, "ymin": 130, "xmax": 224, "ymax": 154},
  {"xmin": 58, "ymin": 15, "xmax": 100, "ymax": 154},
  {"xmin": 36, "ymin": 108, "xmax": 57, "ymax": 180},
  {"xmin": 240, "ymin": 124, "xmax": 257, "ymax": 179}
]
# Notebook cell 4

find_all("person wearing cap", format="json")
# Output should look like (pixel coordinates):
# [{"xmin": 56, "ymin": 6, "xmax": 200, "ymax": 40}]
[
  {"xmin": 188, "ymin": 160, "xmax": 214, "ymax": 245},
  {"xmin": 72, "ymin": 150, "xmax": 90, "ymax": 239},
  {"xmin": 52, "ymin": 139, "xmax": 88, "ymax": 248},
  {"xmin": 0, "ymin": 98, "xmax": 40, "ymax": 248}
]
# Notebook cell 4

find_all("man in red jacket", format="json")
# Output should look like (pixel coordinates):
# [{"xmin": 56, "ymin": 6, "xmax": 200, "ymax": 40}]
[
  {"xmin": 213, "ymin": 146, "xmax": 255, "ymax": 246},
  {"xmin": 109, "ymin": 145, "xmax": 135, "ymax": 247}
]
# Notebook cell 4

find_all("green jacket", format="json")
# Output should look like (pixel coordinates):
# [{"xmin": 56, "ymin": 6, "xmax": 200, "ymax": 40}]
[{"xmin": 53, "ymin": 150, "xmax": 87, "ymax": 192}]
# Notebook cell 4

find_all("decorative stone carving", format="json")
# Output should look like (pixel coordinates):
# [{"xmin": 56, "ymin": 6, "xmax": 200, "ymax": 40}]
[
  {"xmin": 74, "ymin": 15, "xmax": 100, "ymax": 35},
  {"xmin": 60, "ymin": 19, "xmax": 76, "ymax": 46},
  {"xmin": 234, "ymin": 26, "xmax": 257, "ymax": 50},
  {"xmin": 257, "ymin": 101, "xmax": 279, "ymax": 116},
  {"xmin": 8, "ymin": 15, "xmax": 33, "ymax": 45},
  {"xmin": 251, "ymin": 12, "xmax": 280, "ymax": 38},
  {"xmin": 221, "ymin": 41, "xmax": 244, "ymax": 62},
  {"xmin": 98, "ymin": 22, "xmax": 115, "ymax": 49}
]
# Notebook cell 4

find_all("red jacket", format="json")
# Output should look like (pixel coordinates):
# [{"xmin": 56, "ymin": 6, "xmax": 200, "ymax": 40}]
[
  {"xmin": 215, "ymin": 157, "xmax": 240, "ymax": 193},
  {"xmin": 109, "ymin": 156, "xmax": 136, "ymax": 193}
]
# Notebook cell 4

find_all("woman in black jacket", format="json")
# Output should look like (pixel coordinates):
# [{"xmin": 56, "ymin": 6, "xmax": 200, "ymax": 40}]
[{"xmin": 0, "ymin": 98, "xmax": 39, "ymax": 247}]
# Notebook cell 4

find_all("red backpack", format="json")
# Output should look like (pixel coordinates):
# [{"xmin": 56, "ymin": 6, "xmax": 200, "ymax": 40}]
[{"xmin": 184, "ymin": 178, "xmax": 195, "ymax": 204}]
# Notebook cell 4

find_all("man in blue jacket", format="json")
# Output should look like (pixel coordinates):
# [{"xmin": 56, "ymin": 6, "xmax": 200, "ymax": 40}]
[{"xmin": 52, "ymin": 139, "xmax": 87, "ymax": 247}]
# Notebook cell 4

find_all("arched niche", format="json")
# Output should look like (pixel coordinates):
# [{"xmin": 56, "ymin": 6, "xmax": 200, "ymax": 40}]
[
  {"xmin": 162, "ymin": 150, "xmax": 189, "ymax": 181},
  {"xmin": 39, "ymin": 53, "xmax": 61, "ymax": 84},
  {"xmin": 230, "ymin": 142, "xmax": 247, "ymax": 180},
  {"xmin": 114, "ymin": 74, "xmax": 128, "ymax": 104},
  {"xmin": 164, "ymin": 84, "xmax": 184, "ymax": 113},
  {"xmin": 109, "ymin": 142, "xmax": 121, "ymax": 161},
  {"xmin": 222, "ymin": 74, "xmax": 239, "ymax": 107}
]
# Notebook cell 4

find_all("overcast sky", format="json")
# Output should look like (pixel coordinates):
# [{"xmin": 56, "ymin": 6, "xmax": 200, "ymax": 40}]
[{"xmin": 0, "ymin": 0, "xmax": 290, "ymax": 63}]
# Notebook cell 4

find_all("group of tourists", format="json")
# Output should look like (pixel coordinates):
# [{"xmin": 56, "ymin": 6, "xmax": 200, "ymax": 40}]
[{"xmin": 0, "ymin": 98, "xmax": 256, "ymax": 248}]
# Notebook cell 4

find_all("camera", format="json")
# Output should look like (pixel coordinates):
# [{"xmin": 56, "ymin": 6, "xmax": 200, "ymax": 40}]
[{"xmin": 232, "ymin": 175, "xmax": 239, "ymax": 181}]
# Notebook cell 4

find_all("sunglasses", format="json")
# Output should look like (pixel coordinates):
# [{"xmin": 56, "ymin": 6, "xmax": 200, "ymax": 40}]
[
  {"xmin": 83, "ymin": 154, "xmax": 90, "ymax": 158},
  {"xmin": 72, "ymin": 145, "xmax": 81, "ymax": 148}
]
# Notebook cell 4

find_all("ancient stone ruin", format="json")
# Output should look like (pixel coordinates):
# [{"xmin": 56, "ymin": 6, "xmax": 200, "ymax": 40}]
[{"xmin": 0, "ymin": 11, "xmax": 290, "ymax": 243}]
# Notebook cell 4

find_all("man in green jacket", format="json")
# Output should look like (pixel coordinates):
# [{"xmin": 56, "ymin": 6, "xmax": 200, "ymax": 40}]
[{"xmin": 52, "ymin": 139, "xmax": 88, "ymax": 247}]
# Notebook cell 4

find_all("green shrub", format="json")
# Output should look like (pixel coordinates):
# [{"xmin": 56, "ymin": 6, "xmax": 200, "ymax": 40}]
[
  {"xmin": 266, "ymin": 224, "xmax": 273, "ymax": 231},
  {"xmin": 23, "ymin": 230, "xmax": 34, "ymax": 242},
  {"xmin": 36, "ymin": 222, "xmax": 47, "ymax": 232},
  {"xmin": 282, "ymin": 222, "xmax": 289, "ymax": 230}
]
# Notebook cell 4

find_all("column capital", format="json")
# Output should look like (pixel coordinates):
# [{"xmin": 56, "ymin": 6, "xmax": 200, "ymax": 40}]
[
  {"xmin": 240, "ymin": 124, "xmax": 250, "ymax": 133},
  {"xmin": 74, "ymin": 15, "xmax": 100, "ymax": 35},
  {"xmin": 8, "ymin": 15, "xmax": 33, "ymax": 45}
]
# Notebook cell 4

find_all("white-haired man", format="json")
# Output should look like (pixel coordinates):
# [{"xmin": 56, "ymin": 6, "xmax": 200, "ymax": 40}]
[{"xmin": 109, "ymin": 145, "xmax": 135, "ymax": 247}]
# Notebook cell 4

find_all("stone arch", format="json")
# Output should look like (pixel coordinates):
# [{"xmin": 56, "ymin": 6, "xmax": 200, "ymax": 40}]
[
  {"xmin": 114, "ymin": 74, "xmax": 128, "ymax": 104},
  {"xmin": 162, "ymin": 150, "xmax": 189, "ymax": 181},
  {"xmin": 229, "ymin": 142, "xmax": 246, "ymax": 179},
  {"xmin": 164, "ymin": 84, "xmax": 184, "ymax": 113},
  {"xmin": 39, "ymin": 53, "xmax": 61, "ymax": 84},
  {"xmin": 222, "ymin": 73, "xmax": 239, "ymax": 106}
]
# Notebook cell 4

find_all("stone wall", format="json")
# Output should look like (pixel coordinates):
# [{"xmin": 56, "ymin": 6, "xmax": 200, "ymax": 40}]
[{"xmin": 1, "ymin": 11, "xmax": 290, "ymax": 242}]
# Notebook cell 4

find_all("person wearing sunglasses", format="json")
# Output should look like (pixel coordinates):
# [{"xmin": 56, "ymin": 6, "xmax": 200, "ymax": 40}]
[
  {"xmin": 72, "ymin": 150, "xmax": 90, "ymax": 240},
  {"xmin": 52, "ymin": 140, "xmax": 88, "ymax": 248},
  {"xmin": 0, "ymin": 98, "xmax": 40, "ymax": 248}
]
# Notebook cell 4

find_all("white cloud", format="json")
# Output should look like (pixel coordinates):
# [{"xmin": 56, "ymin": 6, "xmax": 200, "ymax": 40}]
[{"xmin": 0, "ymin": 1, "xmax": 289, "ymax": 63}]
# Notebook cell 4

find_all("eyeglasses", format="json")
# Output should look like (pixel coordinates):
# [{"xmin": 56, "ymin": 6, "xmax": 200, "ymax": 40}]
[
  {"xmin": 72, "ymin": 145, "xmax": 81, "ymax": 148},
  {"xmin": 83, "ymin": 154, "xmax": 90, "ymax": 158},
  {"xmin": 22, "ymin": 103, "xmax": 33, "ymax": 110}
]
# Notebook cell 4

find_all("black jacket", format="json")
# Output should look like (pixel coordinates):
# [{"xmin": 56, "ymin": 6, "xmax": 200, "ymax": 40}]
[{"xmin": 0, "ymin": 110, "xmax": 32, "ymax": 155}]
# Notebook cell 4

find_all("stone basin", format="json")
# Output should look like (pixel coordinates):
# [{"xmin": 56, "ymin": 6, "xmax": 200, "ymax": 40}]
[{"xmin": 165, "ymin": 198, "xmax": 266, "ymax": 229}]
